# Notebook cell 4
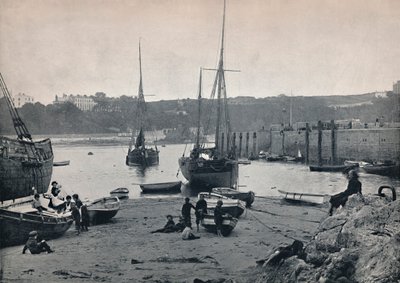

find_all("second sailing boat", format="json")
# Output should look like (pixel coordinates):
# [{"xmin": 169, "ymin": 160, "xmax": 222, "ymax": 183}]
[
  {"xmin": 178, "ymin": 0, "xmax": 238, "ymax": 189},
  {"xmin": 126, "ymin": 42, "xmax": 159, "ymax": 167}
]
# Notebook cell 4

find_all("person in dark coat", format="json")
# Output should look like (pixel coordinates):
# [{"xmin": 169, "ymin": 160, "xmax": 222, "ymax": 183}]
[
  {"xmin": 181, "ymin": 197, "xmax": 195, "ymax": 228},
  {"xmin": 80, "ymin": 204, "xmax": 90, "ymax": 231},
  {"xmin": 329, "ymin": 170, "xmax": 362, "ymax": 215},
  {"xmin": 151, "ymin": 215, "xmax": 179, "ymax": 233},
  {"xmin": 214, "ymin": 200, "xmax": 224, "ymax": 237},
  {"xmin": 195, "ymin": 194, "xmax": 207, "ymax": 232},
  {"xmin": 70, "ymin": 202, "xmax": 81, "ymax": 235},
  {"xmin": 22, "ymin": 231, "xmax": 54, "ymax": 254},
  {"xmin": 72, "ymin": 194, "xmax": 83, "ymax": 209}
]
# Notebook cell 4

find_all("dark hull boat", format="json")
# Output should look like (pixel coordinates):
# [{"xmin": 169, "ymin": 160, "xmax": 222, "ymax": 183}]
[
  {"xmin": 53, "ymin": 160, "xmax": 70, "ymax": 167},
  {"xmin": 178, "ymin": 3, "xmax": 238, "ymax": 189},
  {"xmin": 126, "ymin": 146, "xmax": 159, "ymax": 167},
  {"xmin": 278, "ymin": 189, "xmax": 330, "ymax": 205},
  {"xmin": 110, "ymin": 187, "xmax": 129, "ymax": 199},
  {"xmin": 211, "ymin": 187, "xmax": 255, "ymax": 207},
  {"xmin": 140, "ymin": 181, "xmax": 182, "ymax": 194},
  {"xmin": 0, "ymin": 198, "xmax": 73, "ymax": 247},
  {"xmin": 0, "ymin": 73, "xmax": 54, "ymax": 202},
  {"xmin": 363, "ymin": 163, "xmax": 399, "ymax": 177},
  {"xmin": 179, "ymin": 157, "xmax": 238, "ymax": 189},
  {"xmin": 201, "ymin": 214, "xmax": 238, "ymax": 236},
  {"xmin": 86, "ymin": 196, "xmax": 120, "ymax": 225},
  {"xmin": 126, "ymin": 42, "xmax": 159, "ymax": 167},
  {"xmin": 309, "ymin": 164, "xmax": 358, "ymax": 172}
]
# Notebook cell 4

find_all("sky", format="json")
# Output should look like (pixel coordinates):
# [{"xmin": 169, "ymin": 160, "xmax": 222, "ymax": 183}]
[{"xmin": 0, "ymin": 0, "xmax": 399, "ymax": 105}]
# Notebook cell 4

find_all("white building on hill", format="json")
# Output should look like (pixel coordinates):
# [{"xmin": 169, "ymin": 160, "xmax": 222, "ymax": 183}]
[
  {"xmin": 54, "ymin": 94, "xmax": 96, "ymax": 111},
  {"xmin": 12, "ymin": 93, "xmax": 34, "ymax": 108}
]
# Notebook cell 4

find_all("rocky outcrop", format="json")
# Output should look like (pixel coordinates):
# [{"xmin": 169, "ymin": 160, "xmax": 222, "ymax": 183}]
[{"xmin": 255, "ymin": 193, "xmax": 400, "ymax": 283}]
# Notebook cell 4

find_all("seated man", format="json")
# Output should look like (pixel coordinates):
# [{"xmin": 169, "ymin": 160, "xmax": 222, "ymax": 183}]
[
  {"xmin": 181, "ymin": 225, "xmax": 200, "ymax": 240},
  {"xmin": 32, "ymin": 193, "xmax": 48, "ymax": 213},
  {"xmin": 151, "ymin": 215, "xmax": 179, "ymax": 233},
  {"xmin": 22, "ymin": 231, "xmax": 54, "ymax": 254}
]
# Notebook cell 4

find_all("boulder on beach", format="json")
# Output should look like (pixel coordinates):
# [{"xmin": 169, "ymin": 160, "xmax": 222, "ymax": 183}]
[{"xmin": 255, "ymin": 193, "xmax": 400, "ymax": 283}]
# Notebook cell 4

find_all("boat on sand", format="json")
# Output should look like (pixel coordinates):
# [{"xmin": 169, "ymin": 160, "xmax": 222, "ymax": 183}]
[
  {"xmin": 198, "ymin": 192, "xmax": 245, "ymax": 218},
  {"xmin": 0, "ymin": 197, "xmax": 73, "ymax": 247},
  {"xmin": 278, "ymin": 189, "xmax": 330, "ymax": 205},
  {"xmin": 86, "ymin": 196, "xmax": 120, "ymax": 225},
  {"xmin": 211, "ymin": 187, "xmax": 255, "ymax": 207},
  {"xmin": 53, "ymin": 160, "xmax": 70, "ymax": 167},
  {"xmin": 201, "ymin": 214, "xmax": 238, "ymax": 236},
  {"xmin": 110, "ymin": 187, "xmax": 129, "ymax": 199}
]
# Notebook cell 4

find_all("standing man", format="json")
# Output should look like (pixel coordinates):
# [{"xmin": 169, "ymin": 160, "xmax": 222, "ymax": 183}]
[
  {"xmin": 195, "ymin": 194, "xmax": 207, "ymax": 232},
  {"xmin": 214, "ymin": 200, "xmax": 224, "ymax": 237},
  {"xmin": 181, "ymin": 197, "xmax": 195, "ymax": 228}
]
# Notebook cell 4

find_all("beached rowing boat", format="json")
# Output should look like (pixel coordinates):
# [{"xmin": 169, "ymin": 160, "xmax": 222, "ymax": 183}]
[
  {"xmin": 110, "ymin": 187, "xmax": 129, "ymax": 199},
  {"xmin": 140, "ymin": 181, "xmax": 182, "ymax": 194},
  {"xmin": 0, "ymin": 197, "xmax": 73, "ymax": 247},
  {"xmin": 201, "ymin": 214, "xmax": 238, "ymax": 236},
  {"xmin": 211, "ymin": 187, "xmax": 255, "ymax": 207},
  {"xmin": 309, "ymin": 164, "xmax": 358, "ymax": 172},
  {"xmin": 198, "ymin": 192, "xmax": 246, "ymax": 218},
  {"xmin": 278, "ymin": 189, "xmax": 330, "ymax": 205},
  {"xmin": 86, "ymin": 196, "xmax": 120, "ymax": 225}
]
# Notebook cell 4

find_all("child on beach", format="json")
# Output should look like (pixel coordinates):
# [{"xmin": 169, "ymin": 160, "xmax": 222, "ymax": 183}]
[
  {"xmin": 181, "ymin": 225, "xmax": 200, "ymax": 240},
  {"xmin": 181, "ymin": 197, "xmax": 196, "ymax": 228},
  {"xmin": 70, "ymin": 202, "xmax": 81, "ymax": 235},
  {"xmin": 80, "ymin": 204, "xmax": 90, "ymax": 231}
]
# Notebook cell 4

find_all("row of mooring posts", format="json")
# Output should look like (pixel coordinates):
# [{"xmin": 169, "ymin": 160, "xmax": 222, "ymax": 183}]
[{"xmin": 219, "ymin": 132, "xmax": 258, "ymax": 159}]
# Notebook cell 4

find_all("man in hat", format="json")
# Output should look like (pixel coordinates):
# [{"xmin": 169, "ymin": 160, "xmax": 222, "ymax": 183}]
[
  {"xmin": 22, "ymin": 231, "xmax": 54, "ymax": 254},
  {"xmin": 195, "ymin": 194, "xmax": 207, "ymax": 232}
]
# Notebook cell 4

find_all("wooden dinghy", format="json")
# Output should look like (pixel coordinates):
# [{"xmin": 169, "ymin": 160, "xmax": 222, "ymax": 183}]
[
  {"xmin": 201, "ymin": 214, "xmax": 238, "ymax": 236},
  {"xmin": 0, "ymin": 197, "xmax": 73, "ymax": 247},
  {"xmin": 198, "ymin": 192, "xmax": 246, "ymax": 218},
  {"xmin": 363, "ymin": 163, "xmax": 399, "ymax": 177},
  {"xmin": 278, "ymin": 189, "xmax": 330, "ymax": 205},
  {"xmin": 211, "ymin": 187, "xmax": 255, "ymax": 207},
  {"xmin": 53, "ymin": 160, "xmax": 70, "ymax": 167},
  {"xmin": 140, "ymin": 181, "xmax": 182, "ymax": 194},
  {"xmin": 86, "ymin": 196, "xmax": 120, "ymax": 225},
  {"xmin": 309, "ymin": 163, "xmax": 357, "ymax": 172},
  {"xmin": 110, "ymin": 187, "xmax": 129, "ymax": 199}
]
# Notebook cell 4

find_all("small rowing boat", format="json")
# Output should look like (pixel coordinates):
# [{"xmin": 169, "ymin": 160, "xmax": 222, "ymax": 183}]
[
  {"xmin": 363, "ymin": 162, "xmax": 399, "ymax": 177},
  {"xmin": 198, "ymin": 192, "xmax": 246, "ymax": 218},
  {"xmin": 211, "ymin": 187, "xmax": 255, "ymax": 207},
  {"xmin": 278, "ymin": 189, "xmax": 330, "ymax": 205},
  {"xmin": 110, "ymin": 187, "xmax": 129, "ymax": 199},
  {"xmin": 53, "ymin": 160, "xmax": 70, "ymax": 167},
  {"xmin": 309, "ymin": 163, "xmax": 357, "ymax": 172},
  {"xmin": 140, "ymin": 181, "xmax": 182, "ymax": 194},
  {"xmin": 86, "ymin": 196, "xmax": 120, "ymax": 225},
  {"xmin": 201, "ymin": 214, "xmax": 238, "ymax": 236}
]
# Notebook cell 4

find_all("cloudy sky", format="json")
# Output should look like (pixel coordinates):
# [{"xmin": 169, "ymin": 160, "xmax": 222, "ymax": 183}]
[{"xmin": 1, "ymin": 0, "xmax": 399, "ymax": 105}]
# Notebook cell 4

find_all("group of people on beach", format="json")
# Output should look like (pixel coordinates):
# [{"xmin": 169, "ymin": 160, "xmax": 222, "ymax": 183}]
[
  {"xmin": 151, "ymin": 194, "xmax": 227, "ymax": 239},
  {"xmin": 33, "ymin": 181, "xmax": 90, "ymax": 234}
]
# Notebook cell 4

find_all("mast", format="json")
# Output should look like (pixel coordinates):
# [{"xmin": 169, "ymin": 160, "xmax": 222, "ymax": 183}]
[
  {"xmin": 0, "ymin": 73, "xmax": 32, "ymax": 141},
  {"xmin": 214, "ymin": 0, "xmax": 226, "ymax": 150},
  {"xmin": 135, "ymin": 40, "xmax": 146, "ymax": 149},
  {"xmin": 195, "ymin": 68, "xmax": 203, "ymax": 149}
]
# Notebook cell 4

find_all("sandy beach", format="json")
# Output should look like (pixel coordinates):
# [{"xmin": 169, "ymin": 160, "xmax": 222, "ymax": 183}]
[{"xmin": 1, "ymin": 196, "xmax": 328, "ymax": 283}]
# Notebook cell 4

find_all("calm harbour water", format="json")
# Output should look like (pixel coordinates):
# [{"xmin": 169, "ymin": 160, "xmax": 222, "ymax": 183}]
[{"xmin": 52, "ymin": 143, "xmax": 399, "ymax": 201}]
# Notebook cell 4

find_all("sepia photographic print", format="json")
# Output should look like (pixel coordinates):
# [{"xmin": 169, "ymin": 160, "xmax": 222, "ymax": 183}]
[{"xmin": 1, "ymin": 0, "xmax": 399, "ymax": 282}]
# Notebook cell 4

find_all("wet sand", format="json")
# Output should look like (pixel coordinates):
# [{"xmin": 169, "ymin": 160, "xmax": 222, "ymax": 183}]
[{"xmin": 0, "ymin": 196, "xmax": 328, "ymax": 282}]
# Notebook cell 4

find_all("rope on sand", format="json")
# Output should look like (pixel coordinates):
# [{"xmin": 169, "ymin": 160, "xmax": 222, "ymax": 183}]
[{"xmin": 249, "ymin": 208, "xmax": 321, "ymax": 224}]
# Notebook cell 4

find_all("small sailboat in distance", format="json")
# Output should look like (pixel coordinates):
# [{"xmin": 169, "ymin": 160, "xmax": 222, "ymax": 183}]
[{"xmin": 126, "ymin": 41, "xmax": 159, "ymax": 167}]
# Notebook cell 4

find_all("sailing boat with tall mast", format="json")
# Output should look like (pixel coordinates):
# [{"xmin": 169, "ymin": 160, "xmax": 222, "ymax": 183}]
[
  {"xmin": 126, "ymin": 41, "xmax": 159, "ymax": 167},
  {"xmin": 178, "ymin": 0, "xmax": 238, "ymax": 189},
  {"xmin": 0, "ymin": 73, "xmax": 54, "ymax": 201}
]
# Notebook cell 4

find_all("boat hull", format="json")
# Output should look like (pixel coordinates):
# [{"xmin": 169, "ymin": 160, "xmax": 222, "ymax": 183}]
[
  {"xmin": 110, "ymin": 188, "xmax": 129, "ymax": 199},
  {"xmin": 198, "ymin": 192, "xmax": 246, "ymax": 218},
  {"xmin": 0, "ymin": 208, "xmax": 73, "ymax": 247},
  {"xmin": 278, "ymin": 189, "xmax": 330, "ymax": 205},
  {"xmin": 201, "ymin": 214, "xmax": 238, "ymax": 236},
  {"xmin": 126, "ymin": 148, "xmax": 159, "ymax": 167},
  {"xmin": 211, "ymin": 187, "xmax": 255, "ymax": 207},
  {"xmin": 140, "ymin": 181, "xmax": 182, "ymax": 194},
  {"xmin": 0, "ymin": 137, "xmax": 54, "ymax": 201},
  {"xmin": 363, "ymin": 164, "xmax": 400, "ymax": 177},
  {"xmin": 87, "ymin": 197, "xmax": 120, "ymax": 225},
  {"xmin": 178, "ymin": 157, "xmax": 238, "ymax": 189},
  {"xmin": 309, "ymin": 164, "xmax": 357, "ymax": 172}
]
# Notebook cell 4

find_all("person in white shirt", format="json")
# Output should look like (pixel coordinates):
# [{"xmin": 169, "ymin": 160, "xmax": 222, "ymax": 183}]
[{"xmin": 181, "ymin": 225, "xmax": 200, "ymax": 240}]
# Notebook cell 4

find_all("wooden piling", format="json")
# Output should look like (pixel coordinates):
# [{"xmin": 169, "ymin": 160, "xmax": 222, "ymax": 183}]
[
  {"xmin": 239, "ymin": 133, "xmax": 243, "ymax": 158},
  {"xmin": 317, "ymin": 120, "xmax": 322, "ymax": 166},
  {"xmin": 305, "ymin": 123, "xmax": 310, "ymax": 165},
  {"xmin": 245, "ymin": 132, "xmax": 249, "ymax": 158},
  {"xmin": 331, "ymin": 120, "xmax": 337, "ymax": 165},
  {"xmin": 252, "ymin": 132, "xmax": 257, "ymax": 157}
]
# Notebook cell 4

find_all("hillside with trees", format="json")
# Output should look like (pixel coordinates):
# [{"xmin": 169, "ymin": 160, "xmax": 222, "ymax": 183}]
[{"xmin": 0, "ymin": 92, "xmax": 398, "ymax": 136}]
